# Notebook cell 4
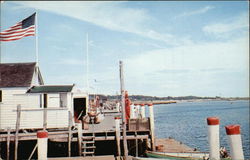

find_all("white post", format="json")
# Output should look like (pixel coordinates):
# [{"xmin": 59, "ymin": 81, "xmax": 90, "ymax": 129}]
[
  {"xmin": 115, "ymin": 116, "xmax": 121, "ymax": 157},
  {"xmin": 140, "ymin": 104, "xmax": 145, "ymax": 118},
  {"xmin": 225, "ymin": 125, "xmax": 244, "ymax": 160},
  {"xmin": 148, "ymin": 103, "xmax": 155, "ymax": 151},
  {"xmin": 207, "ymin": 117, "xmax": 220, "ymax": 160},
  {"xmin": 130, "ymin": 103, "xmax": 135, "ymax": 119},
  {"xmin": 37, "ymin": 130, "xmax": 48, "ymax": 160}
]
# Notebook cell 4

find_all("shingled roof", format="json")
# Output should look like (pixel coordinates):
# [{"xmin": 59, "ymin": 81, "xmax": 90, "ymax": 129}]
[{"xmin": 0, "ymin": 62, "xmax": 43, "ymax": 87}]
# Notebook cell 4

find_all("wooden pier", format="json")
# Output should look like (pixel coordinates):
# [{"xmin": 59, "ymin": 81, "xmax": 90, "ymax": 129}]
[
  {"xmin": 0, "ymin": 110, "xmax": 152, "ymax": 159},
  {"xmin": 155, "ymin": 138, "xmax": 197, "ymax": 153}
]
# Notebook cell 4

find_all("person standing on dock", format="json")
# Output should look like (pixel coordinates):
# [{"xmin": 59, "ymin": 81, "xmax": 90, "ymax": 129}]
[{"xmin": 125, "ymin": 91, "xmax": 131, "ymax": 124}]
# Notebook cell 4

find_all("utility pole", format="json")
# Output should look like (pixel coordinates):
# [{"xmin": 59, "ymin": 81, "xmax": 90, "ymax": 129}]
[{"xmin": 119, "ymin": 61, "xmax": 128, "ymax": 159}]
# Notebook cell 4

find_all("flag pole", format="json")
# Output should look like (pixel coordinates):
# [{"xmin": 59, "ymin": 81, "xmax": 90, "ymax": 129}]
[
  {"xmin": 86, "ymin": 33, "xmax": 89, "ymax": 93},
  {"xmin": 35, "ymin": 12, "xmax": 39, "ymax": 66}
]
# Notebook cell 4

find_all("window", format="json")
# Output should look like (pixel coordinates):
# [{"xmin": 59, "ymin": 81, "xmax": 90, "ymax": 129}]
[
  {"xmin": 0, "ymin": 90, "xmax": 2, "ymax": 102},
  {"xmin": 60, "ymin": 93, "xmax": 67, "ymax": 108}
]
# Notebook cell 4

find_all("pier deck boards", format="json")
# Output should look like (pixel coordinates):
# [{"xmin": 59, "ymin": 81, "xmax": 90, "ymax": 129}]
[
  {"xmin": 86, "ymin": 113, "xmax": 120, "ymax": 133},
  {"xmin": 156, "ymin": 138, "xmax": 197, "ymax": 153}
]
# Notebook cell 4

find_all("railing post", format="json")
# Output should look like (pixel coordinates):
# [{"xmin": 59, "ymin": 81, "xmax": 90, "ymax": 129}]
[
  {"xmin": 7, "ymin": 127, "xmax": 11, "ymax": 160},
  {"xmin": 77, "ymin": 122, "xmax": 82, "ymax": 156},
  {"xmin": 15, "ymin": 105, "xmax": 21, "ymax": 160},
  {"xmin": 68, "ymin": 111, "xmax": 72, "ymax": 157}
]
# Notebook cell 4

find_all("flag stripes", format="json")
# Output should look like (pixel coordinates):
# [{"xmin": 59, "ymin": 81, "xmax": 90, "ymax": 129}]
[{"xmin": 0, "ymin": 13, "xmax": 36, "ymax": 42}]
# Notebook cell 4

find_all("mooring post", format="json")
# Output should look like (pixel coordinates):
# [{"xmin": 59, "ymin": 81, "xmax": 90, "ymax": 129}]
[
  {"xmin": 225, "ymin": 125, "xmax": 244, "ymax": 160},
  {"xmin": 115, "ymin": 116, "xmax": 121, "ymax": 157},
  {"xmin": 68, "ymin": 111, "xmax": 72, "ymax": 157},
  {"xmin": 15, "ymin": 104, "xmax": 21, "ymax": 160},
  {"xmin": 148, "ymin": 104, "xmax": 155, "ymax": 151},
  {"xmin": 119, "ymin": 61, "xmax": 129, "ymax": 160},
  {"xmin": 207, "ymin": 117, "xmax": 220, "ymax": 160},
  {"xmin": 7, "ymin": 127, "xmax": 11, "ymax": 160},
  {"xmin": 37, "ymin": 130, "xmax": 48, "ymax": 160},
  {"xmin": 77, "ymin": 122, "xmax": 83, "ymax": 156}
]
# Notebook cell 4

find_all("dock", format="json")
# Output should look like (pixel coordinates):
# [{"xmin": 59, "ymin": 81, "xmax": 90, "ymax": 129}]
[{"xmin": 155, "ymin": 138, "xmax": 197, "ymax": 152}]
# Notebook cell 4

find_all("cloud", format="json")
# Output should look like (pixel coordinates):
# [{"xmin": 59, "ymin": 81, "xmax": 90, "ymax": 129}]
[
  {"xmin": 124, "ymin": 36, "xmax": 249, "ymax": 96},
  {"xmin": 126, "ymin": 37, "xmax": 248, "ymax": 74},
  {"xmin": 11, "ymin": 1, "xmax": 185, "ymax": 46},
  {"xmin": 203, "ymin": 12, "xmax": 249, "ymax": 36},
  {"xmin": 176, "ymin": 6, "xmax": 215, "ymax": 18}
]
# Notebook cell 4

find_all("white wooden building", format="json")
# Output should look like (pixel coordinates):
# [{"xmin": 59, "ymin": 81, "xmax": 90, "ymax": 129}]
[{"xmin": 0, "ymin": 62, "xmax": 88, "ymax": 131}]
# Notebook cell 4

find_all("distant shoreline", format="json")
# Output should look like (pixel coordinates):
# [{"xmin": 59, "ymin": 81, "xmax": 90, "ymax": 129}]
[{"xmin": 131, "ymin": 99, "xmax": 249, "ymax": 105}]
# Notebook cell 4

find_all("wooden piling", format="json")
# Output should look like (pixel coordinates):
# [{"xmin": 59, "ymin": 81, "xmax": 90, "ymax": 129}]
[
  {"xmin": 68, "ymin": 111, "xmax": 72, "ymax": 157},
  {"xmin": 119, "ymin": 61, "xmax": 129, "ymax": 160},
  {"xmin": 148, "ymin": 104, "xmax": 155, "ymax": 151},
  {"xmin": 115, "ymin": 117, "xmax": 121, "ymax": 157},
  {"xmin": 7, "ymin": 127, "xmax": 10, "ymax": 160},
  {"xmin": 15, "ymin": 105, "xmax": 21, "ymax": 160},
  {"xmin": 77, "ymin": 122, "xmax": 82, "ymax": 156}
]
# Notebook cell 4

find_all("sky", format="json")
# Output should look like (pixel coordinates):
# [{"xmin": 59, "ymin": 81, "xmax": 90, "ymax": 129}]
[{"xmin": 0, "ymin": 1, "xmax": 249, "ymax": 97}]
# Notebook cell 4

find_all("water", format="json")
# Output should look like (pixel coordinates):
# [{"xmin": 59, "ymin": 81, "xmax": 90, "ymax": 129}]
[{"xmin": 150, "ymin": 100, "xmax": 249, "ymax": 159}]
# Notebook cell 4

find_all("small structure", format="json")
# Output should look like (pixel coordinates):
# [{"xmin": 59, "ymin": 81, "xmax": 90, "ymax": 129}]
[{"xmin": 0, "ymin": 62, "xmax": 88, "ymax": 130}]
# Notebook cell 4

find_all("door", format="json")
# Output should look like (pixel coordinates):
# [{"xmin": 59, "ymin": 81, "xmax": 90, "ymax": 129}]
[{"xmin": 73, "ymin": 98, "xmax": 86, "ymax": 122}]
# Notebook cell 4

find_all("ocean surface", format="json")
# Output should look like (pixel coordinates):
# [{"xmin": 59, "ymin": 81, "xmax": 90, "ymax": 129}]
[{"xmin": 148, "ymin": 100, "xmax": 249, "ymax": 159}]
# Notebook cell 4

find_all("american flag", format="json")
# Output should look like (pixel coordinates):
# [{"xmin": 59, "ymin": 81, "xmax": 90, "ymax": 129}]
[{"xmin": 0, "ymin": 13, "xmax": 36, "ymax": 42}]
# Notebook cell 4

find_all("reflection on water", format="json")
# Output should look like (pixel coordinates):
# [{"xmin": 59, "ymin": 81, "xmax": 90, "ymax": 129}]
[{"xmin": 147, "ymin": 100, "xmax": 249, "ymax": 159}]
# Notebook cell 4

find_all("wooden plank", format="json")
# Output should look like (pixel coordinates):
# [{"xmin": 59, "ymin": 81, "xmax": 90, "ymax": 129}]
[
  {"xmin": 7, "ymin": 127, "xmax": 11, "ymax": 160},
  {"xmin": 15, "ymin": 105, "xmax": 21, "ymax": 160},
  {"xmin": 1, "ymin": 132, "xmax": 149, "ymax": 142},
  {"xmin": 28, "ymin": 143, "xmax": 37, "ymax": 160}
]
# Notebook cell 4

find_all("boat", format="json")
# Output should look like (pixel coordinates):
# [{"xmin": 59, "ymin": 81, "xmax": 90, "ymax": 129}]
[
  {"xmin": 146, "ymin": 151, "xmax": 231, "ymax": 160},
  {"xmin": 146, "ymin": 151, "xmax": 209, "ymax": 160}
]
